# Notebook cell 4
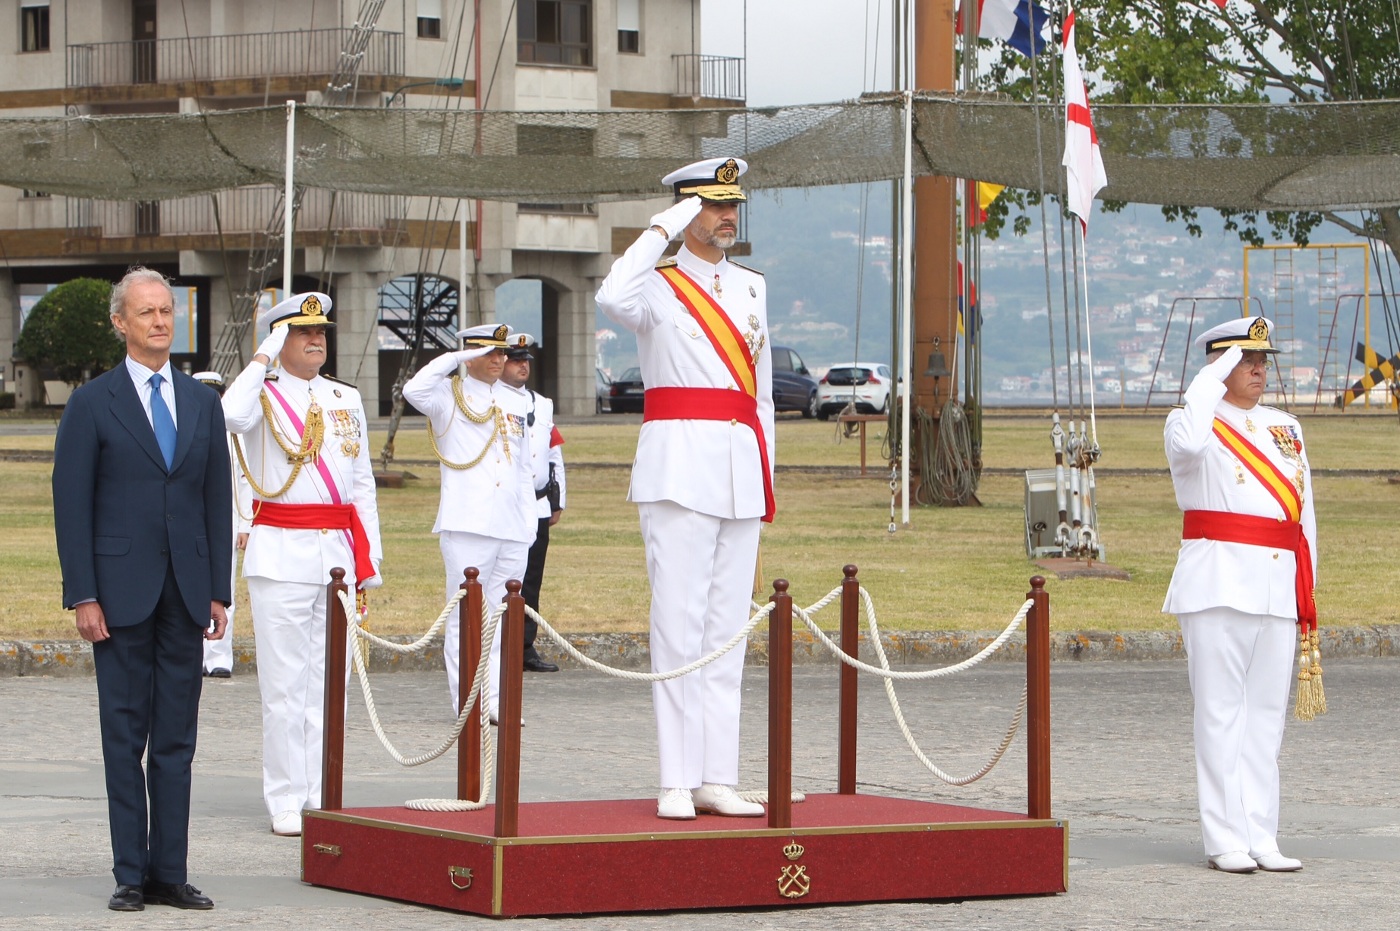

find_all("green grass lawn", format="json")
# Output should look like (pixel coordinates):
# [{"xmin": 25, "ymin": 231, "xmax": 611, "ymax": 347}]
[{"xmin": 5, "ymin": 409, "xmax": 1397, "ymax": 640}]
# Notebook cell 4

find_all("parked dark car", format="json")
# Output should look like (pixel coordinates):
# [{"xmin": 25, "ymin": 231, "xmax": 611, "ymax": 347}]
[
  {"xmin": 607, "ymin": 366, "xmax": 646, "ymax": 413},
  {"xmin": 595, "ymin": 367, "xmax": 612, "ymax": 414},
  {"xmin": 770, "ymin": 345, "xmax": 819, "ymax": 418}
]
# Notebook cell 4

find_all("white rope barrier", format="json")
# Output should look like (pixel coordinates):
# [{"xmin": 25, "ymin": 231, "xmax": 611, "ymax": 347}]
[{"xmin": 335, "ymin": 578, "xmax": 1039, "ymax": 807}]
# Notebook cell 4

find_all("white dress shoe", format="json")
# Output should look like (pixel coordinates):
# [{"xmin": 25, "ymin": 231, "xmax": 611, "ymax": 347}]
[
  {"xmin": 692, "ymin": 783, "xmax": 764, "ymax": 817},
  {"xmin": 1251, "ymin": 851, "xmax": 1303, "ymax": 872},
  {"xmin": 271, "ymin": 810, "xmax": 303, "ymax": 837},
  {"xmin": 1207, "ymin": 851, "xmax": 1257, "ymax": 873},
  {"xmin": 657, "ymin": 787, "xmax": 695, "ymax": 820}
]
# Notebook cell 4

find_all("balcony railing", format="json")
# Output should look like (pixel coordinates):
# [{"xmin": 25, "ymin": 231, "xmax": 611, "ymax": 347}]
[
  {"xmin": 672, "ymin": 54, "xmax": 745, "ymax": 101},
  {"xmin": 67, "ymin": 28, "xmax": 403, "ymax": 88},
  {"xmin": 65, "ymin": 187, "xmax": 392, "ymax": 238}
]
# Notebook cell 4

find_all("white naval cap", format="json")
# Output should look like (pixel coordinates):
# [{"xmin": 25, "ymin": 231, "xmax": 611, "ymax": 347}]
[
  {"xmin": 661, "ymin": 157, "xmax": 748, "ymax": 202},
  {"xmin": 456, "ymin": 322, "xmax": 512, "ymax": 347},
  {"xmin": 258, "ymin": 292, "xmax": 334, "ymax": 330},
  {"xmin": 191, "ymin": 370, "xmax": 224, "ymax": 386},
  {"xmin": 1193, "ymin": 316, "xmax": 1280, "ymax": 355},
  {"xmin": 505, "ymin": 332, "xmax": 536, "ymax": 360}
]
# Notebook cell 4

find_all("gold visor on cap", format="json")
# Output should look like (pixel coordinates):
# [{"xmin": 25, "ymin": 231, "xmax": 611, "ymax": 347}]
[{"xmin": 677, "ymin": 183, "xmax": 747, "ymax": 202}]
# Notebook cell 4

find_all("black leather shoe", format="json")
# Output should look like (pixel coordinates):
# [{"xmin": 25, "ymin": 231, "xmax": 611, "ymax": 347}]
[
  {"xmin": 108, "ymin": 884, "xmax": 144, "ymax": 911},
  {"xmin": 523, "ymin": 655, "xmax": 559, "ymax": 673},
  {"xmin": 205, "ymin": 668, "xmax": 232, "ymax": 679},
  {"xmin": 142, "ymin": 881, "xmax": 214, "ymax": 910}
]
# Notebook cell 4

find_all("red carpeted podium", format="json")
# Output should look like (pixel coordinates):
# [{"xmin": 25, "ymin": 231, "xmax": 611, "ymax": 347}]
[{"xmin": 302, "ymin": 568, "xmax": 1067, "ymax": 917}]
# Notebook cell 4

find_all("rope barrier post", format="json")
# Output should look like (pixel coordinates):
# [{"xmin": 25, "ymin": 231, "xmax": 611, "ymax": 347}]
[
  {"xmin": 767, "ymin": 579, "xmax": 793, "ymax": 829},
  {"xmin": 494, "ymin": 580, "xmax": 526, "ymax": 838},
  {"xmin": 458, "ymin": 567, "xmax": 483, "ymax": 803},
  {"xmin": 838, "ymin": 564, "xmax": 860, "ymax": 795},
  {"xmin": 1026, "ymin": 576, "xmax": 1052, "ymax": 819},
  {"xmin": 321, "ymin": 567, "xmax": 349, "ymax": 812}
]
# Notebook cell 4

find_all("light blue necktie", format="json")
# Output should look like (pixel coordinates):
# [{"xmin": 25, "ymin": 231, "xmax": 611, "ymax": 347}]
[{"xmin": 149, "ymin": 373, "xmax": 177, "ymax": 470}]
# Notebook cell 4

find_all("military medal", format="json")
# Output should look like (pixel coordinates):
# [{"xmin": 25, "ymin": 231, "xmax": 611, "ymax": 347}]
[
  {"xmin": 1244, "ymin": 415, "xmax": 1256, "ymax": 433},
  {"xmin": 329, "ymin": 408, "xmax": 362, "ymax": 459},
  {"xmin": 713, "ymin": 273, "xmax": 722, "ymax": 297},
  {"xmin": 1268, "ymin": 424, "xmax": 1306, "ymax": 495}
]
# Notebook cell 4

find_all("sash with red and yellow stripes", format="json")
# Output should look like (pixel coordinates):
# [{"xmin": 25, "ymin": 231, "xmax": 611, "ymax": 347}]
[
  {"xmin": 649, "ymin": 265, "xmax": 774, "ymax": 522},
  {"xmin": 1186, "ymin": 416, "xmax": 1316, "ymax": 633}
]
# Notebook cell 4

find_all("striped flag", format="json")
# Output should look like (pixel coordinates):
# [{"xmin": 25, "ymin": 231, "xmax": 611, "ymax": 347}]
[
  {"xmin": 957, "ymin": 0, "xmax": 1050, "ymax": 59},
  {"xmin": 1061, "ymin": 6, "xmax": 1107, "ymax": 234}
]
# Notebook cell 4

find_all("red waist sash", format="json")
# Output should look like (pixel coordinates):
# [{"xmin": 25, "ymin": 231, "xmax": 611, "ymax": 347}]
[
  {"xmin": 643, "ymin": 387, "xmax": 775, "ymax": 523},
  {"xmin": 1182, "ymin": 509, "xmax": 1317, "ymax": 633},
  {"xmin": 252, "ymin": 500, "xmax": 377, "ymax": 588}
]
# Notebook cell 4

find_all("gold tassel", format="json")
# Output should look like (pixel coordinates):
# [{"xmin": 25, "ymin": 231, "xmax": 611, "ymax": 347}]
[
  {"xmin": 1308, "ymin": 628, "xmax": 1326, "ymax": 717},
  {"xmin": 354, "ymin": 590, "xmax": 371, "ymax": 669},
  {"xmin": 1293, "ymin": 628, "xmax": 1317, "ymax": 721}
]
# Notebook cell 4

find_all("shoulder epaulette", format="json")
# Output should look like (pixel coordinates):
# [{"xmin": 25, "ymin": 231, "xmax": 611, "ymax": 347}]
[
  {"xmin": 263, "ymin": 372, "xmax": 279, "ymax": 383},
  {"xmin": 728, "ymin": 260, "xmax": 764, "ymax": 276},
  {"xmin": 654, "ymin": 256, "xmax": 678, "ymax": 269},
  {"xmin": 323, "ymin": 374, "xmax": 358, "ymax": 389},
  {"xmin": 1171, "ymin": 403, "xmax": 1185, "ymax": 409}
]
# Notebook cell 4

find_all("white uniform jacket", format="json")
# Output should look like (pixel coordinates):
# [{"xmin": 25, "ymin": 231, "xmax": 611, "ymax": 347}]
[
  {"xmin": 517, "ymin": 388, "xmax": 567, "ymax": 519},
  {"xmin": 223, "ymin": 364, "xmax": 383, "ymax": 587},
  {"xmin": 596, "ymin": 233, "xmax": 775, "ymax": 521},
  {"xmin": 1163, "ymin": 369, "xmax": 1316, "ymax": 619},
  {"xmin": 402, "ymin": 356, "xmax": 537, "ymax": 544}
]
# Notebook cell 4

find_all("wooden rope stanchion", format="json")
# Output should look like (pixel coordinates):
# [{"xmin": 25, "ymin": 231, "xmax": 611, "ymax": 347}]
[
  {"xmin": 494, "ymin": 580, "xmax": 526, "ymax": 838},
  {"xmin": 458, "ymin": 567, "xmax": 483, "ymax": 803},
  {"xmin": 1026, "ymin": 576, "xmax": 1052, "ymax": 820},
  {"xmin": 321, "ymin": 567, "xmax": 349, "ymax": 812},
  {"xmin": 837, "ymin": 564, "xmax": 860, "ymax": 795},
  {"xmin": 767, "ymin": 579, "xmax": 793, "ymax": 829}
]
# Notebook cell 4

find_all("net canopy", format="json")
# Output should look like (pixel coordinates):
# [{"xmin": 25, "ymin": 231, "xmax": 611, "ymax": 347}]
[{"xmin": 2, "ymin": 93, "xmax": 1398, "ymax": 211}]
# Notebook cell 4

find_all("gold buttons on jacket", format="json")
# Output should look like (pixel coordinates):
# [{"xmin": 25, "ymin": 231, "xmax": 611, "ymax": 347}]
[
  {"xmin": 320, "ymin": 528, "xmax": 328, "ymax": 535},
  {"xmin": 730, "ymin": 419, "xmax": 737, "ymax": 426},
  {"xmin": 1272, "ymin": 553, "xmax": 1279, "ymax": 559}
]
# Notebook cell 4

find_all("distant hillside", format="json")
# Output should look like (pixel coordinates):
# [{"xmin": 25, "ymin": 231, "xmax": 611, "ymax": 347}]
[{"xmin": 580, "ymin": 187, "xmax": 1386, "ymax": 402}]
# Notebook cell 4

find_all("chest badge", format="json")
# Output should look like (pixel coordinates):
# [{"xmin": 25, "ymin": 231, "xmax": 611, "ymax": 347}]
[{"xmin": 749, "ymin": 285, "xmax": 756, "ymax": 297}]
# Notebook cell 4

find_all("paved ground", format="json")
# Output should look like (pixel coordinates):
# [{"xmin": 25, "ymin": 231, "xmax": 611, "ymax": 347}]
[{"xmin": 2, "ymin": 658, "xmax": 1397, "ymax": 930}]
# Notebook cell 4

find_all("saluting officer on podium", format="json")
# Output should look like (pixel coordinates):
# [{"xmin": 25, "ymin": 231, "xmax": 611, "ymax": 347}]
[
  {"xmin": 597, "ymin": 157, "xmax": 776, "ymax": 820},
  {"xmin": 1163, "ymin": 316, "xmax": 1317, "ymax": 875},
  {"xmin": 223, "ymin": 293, "xmax": 383, "ymax": 838}
]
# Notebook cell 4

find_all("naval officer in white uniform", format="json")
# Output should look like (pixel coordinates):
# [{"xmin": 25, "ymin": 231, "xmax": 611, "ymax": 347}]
[
  {"xmin": 402, "ymin": 323, "xmax": 537, "ymax": 720},
  {"xmin": 597, "ymin": 157, "xmax": 775, "ymax": 820},
  {"xmin": 1163, "ymin": 316, "xmax": 1316, "ymax": 874},
  {"xmin": 223, "ymin": 293, "xmax": 383, "ymax": 837},
  {"xmin": 499, "ymin": 334, "xmax": 566, "ymax": 673}
]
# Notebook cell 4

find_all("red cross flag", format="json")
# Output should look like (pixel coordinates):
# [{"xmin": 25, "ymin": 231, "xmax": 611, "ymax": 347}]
[{"xmin": 1061, "ymin": 6, "xmax": 1107, "ymax": 234}]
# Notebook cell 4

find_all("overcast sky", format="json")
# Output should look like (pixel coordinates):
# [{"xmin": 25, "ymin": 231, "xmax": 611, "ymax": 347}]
[{"xmin": 701, "ymin": 0, "xmax": 898, "ymax": 106}]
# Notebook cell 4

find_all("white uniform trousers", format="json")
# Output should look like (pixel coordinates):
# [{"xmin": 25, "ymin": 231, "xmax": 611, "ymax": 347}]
[
  {"xmin": 440, "ymin": 531, "xmax": 529, "ymax": 718},
  {"xmin": 639, "ymin": 500, "xmax": 761, "ymax": 790},
  {"xmin": 202, "ymin": 542, "xmax": 239, "ymax": 673},
  {"xmin": 1179, "ymin": 606, "xmax": 1295, "ymax": 857},
  {"xmin": 246, "ymin": 576, "xmax": 345, "ymax": 817}
]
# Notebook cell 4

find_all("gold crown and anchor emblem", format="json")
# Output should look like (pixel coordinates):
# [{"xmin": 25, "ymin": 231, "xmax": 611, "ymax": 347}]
[
  {"xmin": 300, "ymin": 295, "xmax": 322, "ymax": 317},
  {"xmin": 783, "ymin": 842, "xmax": 804, "ymax": 861},
  {"xmin": 1248, "ymin": 318, "xmax": 1269, "ymax": 341}
]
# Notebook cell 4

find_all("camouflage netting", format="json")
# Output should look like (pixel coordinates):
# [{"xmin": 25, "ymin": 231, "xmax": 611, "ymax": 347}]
[{"xmin": 2, "ymin": 92, "xmax": 1399, "ymax": 210}]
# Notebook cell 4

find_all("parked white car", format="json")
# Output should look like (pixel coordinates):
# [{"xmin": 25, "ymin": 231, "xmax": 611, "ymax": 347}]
[{"xmin": 817, "ymin": 362, "xmax": 894, "ymax": 420}]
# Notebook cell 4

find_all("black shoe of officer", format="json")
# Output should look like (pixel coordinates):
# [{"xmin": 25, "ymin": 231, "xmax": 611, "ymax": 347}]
[{"xmin": 523, "ymin": 653, "xmax": 559, "ymax": 673}]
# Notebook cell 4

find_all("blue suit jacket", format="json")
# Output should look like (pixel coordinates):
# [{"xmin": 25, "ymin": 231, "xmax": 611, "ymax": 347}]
[{"xmin": 53, "ymin": 364, "xmax": 233, "ymax": 627}]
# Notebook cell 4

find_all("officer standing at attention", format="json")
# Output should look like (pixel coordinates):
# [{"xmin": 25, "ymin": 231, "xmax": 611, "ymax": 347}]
[
  {"xmin": 192, "ymin": 371, "xmax": 251, "ymax": 679},
  {"xmin": 1163, "ymin": 316, "xmax": 1318, "ymax": 875},
  {"xmin": 223, "ymin": 293, "xmax": 383, "ymax": 838},
  {"xmin": 499, "ymin": 333, "xmax": 566, "ymax": 673},
  {"xmin": 597, "ymin": 157, "xmax": 775, "ymax": 820},
  {"xmin": 402, "ymin": 323, "xmax": 536, "ymax": 720}
]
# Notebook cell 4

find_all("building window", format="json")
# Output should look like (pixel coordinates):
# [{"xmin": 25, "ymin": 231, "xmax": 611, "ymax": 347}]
[
  {"xmin": 519, "ymin": 0, "xmax": 593, "ymax": 67},
  {"xmin": 21, "ymin": 190, "xmax": 51, "ymax": 199},
  {"xmin": 21, "ymin": 2, "xmax": 51, "ymax": 53},
  {"xmin": 417, "ymin": 0, "xmax": 442, "ymax": 39},
  {"xmin": 616, "ymin": 0, "xmax": 639, "ymax": 54}
]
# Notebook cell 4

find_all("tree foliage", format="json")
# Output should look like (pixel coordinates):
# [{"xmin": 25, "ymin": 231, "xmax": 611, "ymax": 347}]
[
  {"xmin": 15, "ymin": 278, "xmax": 123, "ymax": 387},
  {"xmin": 976, "ymin": 1, "xmax": 1400, "ymax": 257}
]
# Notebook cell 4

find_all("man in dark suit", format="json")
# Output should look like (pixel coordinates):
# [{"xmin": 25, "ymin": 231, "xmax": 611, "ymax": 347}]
[{"xmin": 53, "ymin": 267, "xmax": 233, "ymax": 912}]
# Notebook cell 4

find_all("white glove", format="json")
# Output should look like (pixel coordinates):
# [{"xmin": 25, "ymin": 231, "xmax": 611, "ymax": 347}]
[
  {"xmin": 1201, "ymin": 344, "xmax": 1243, "ymax": 382},
  {"xmin": 360, "ymin": 560, "xmax": 383, "ymax": 590},
  {"xmin": 452, "ymin": 345, "xmax": 496, "ymax": 364},
  {"xmin": 255, "ymin": 324, "xmax": 288, "ymax": 363},
  {"xmin": 649, "ymin": 196, "xmax": 704, "ymax": 241}
]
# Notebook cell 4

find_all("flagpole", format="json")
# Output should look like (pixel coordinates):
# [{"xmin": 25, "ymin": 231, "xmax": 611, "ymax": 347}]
[
  {"xmin": 900, "ymin": 85, "xmax": 914, "ymax": 527},
  {"xmin": 1077, "ymin": 221, "xmax": 1099, "ymax": 447}
]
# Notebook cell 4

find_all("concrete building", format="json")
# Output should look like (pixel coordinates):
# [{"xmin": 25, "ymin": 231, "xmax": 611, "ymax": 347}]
[{"xmin": 1, "ymin": 0, "xmax": 745, "ymax": 415}]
